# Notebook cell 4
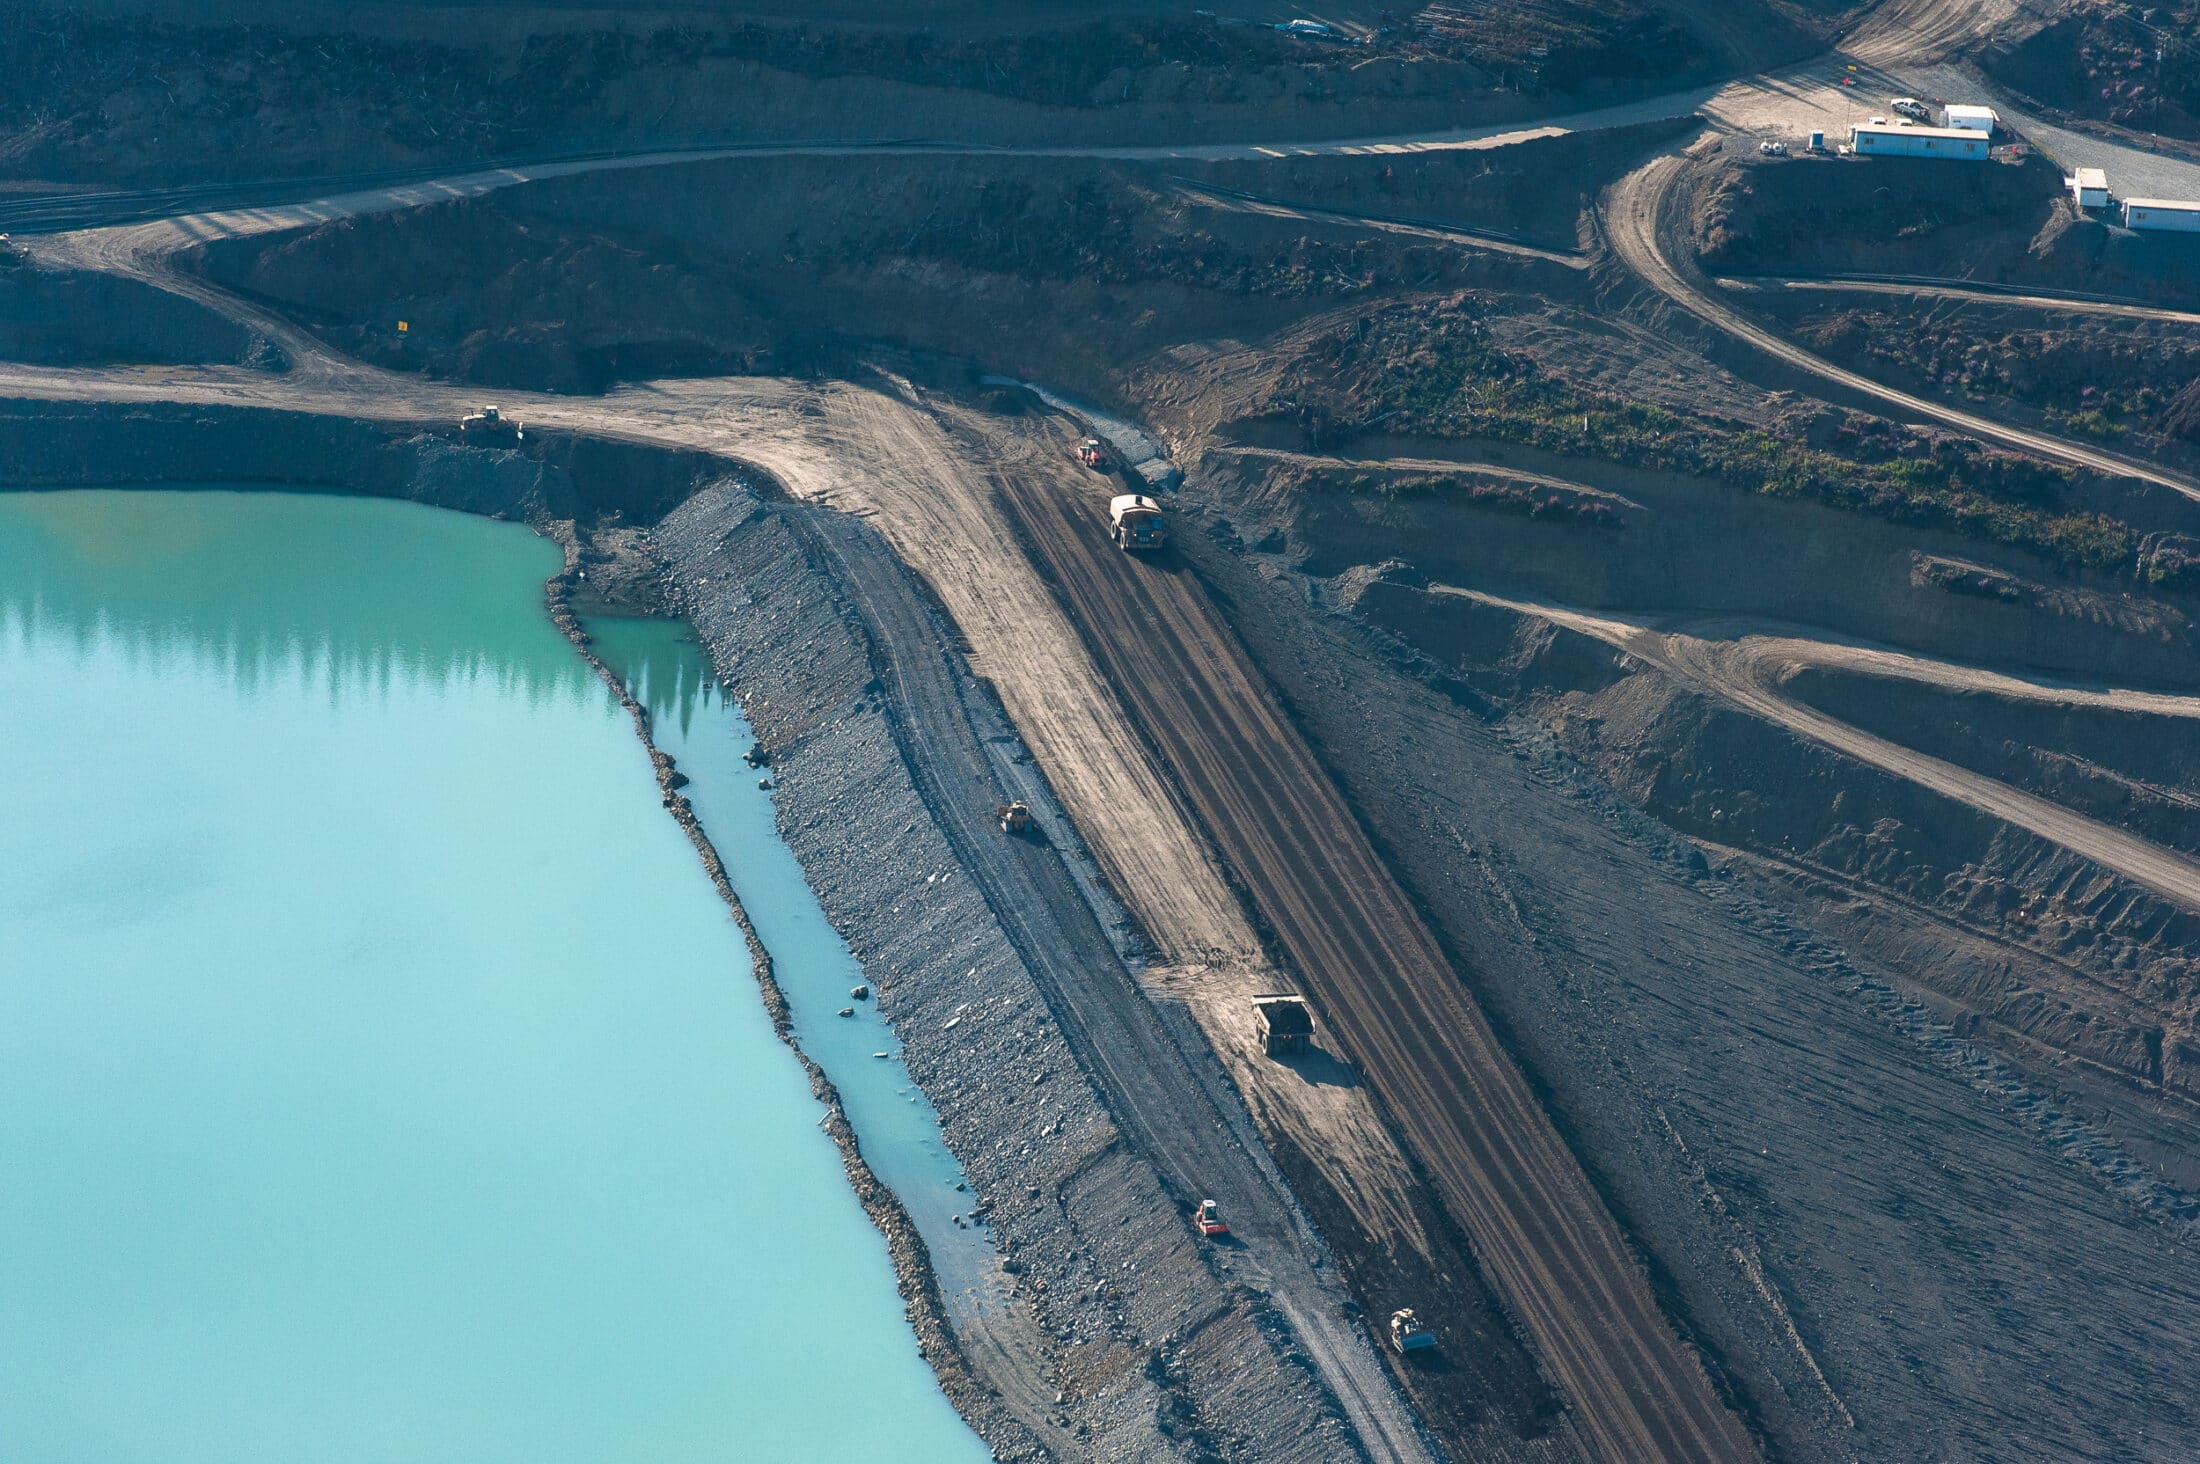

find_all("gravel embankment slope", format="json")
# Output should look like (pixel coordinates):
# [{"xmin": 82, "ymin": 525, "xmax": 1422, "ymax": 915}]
[{"xmin": 654, "ymin": 480, "xmax": 1368, "ymax": 1464}]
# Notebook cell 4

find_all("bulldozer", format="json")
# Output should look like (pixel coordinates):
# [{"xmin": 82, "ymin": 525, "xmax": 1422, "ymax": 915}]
[
  {"xmin": 1077, "ymin": 436, "xmax": 1112, "ymax": 471},
  {"xmin": 1388, "ymin": 1309, "xmax": 1436, "ymax": 1354},
  {"xmin": 460, "ymin": 404, "xmax": 523, "ymax": 442},
  {"xmin": 997, "ymin": 801, "xmax": 1032, "ymax": 836},
  {"xmin": 1193, "ymin": 1199, "xmax": 1229, "ymax": 1238}
]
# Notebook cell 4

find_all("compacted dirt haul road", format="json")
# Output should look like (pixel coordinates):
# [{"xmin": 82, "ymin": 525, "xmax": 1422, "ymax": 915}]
[
  {"xmin": 1604, "ymin": 154, "xmax": 2200, "ymax": 504},
  {"xmin": 1000, "ymin": 470, "xmax": 1760, "ymax": 1464}
]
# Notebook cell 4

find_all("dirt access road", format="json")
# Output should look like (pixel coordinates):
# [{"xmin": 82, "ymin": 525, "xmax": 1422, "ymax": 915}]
[
  {"xmin": 998, "ymin": 460, "xmax": 1757, "ymax": 1462},
  {"xmin": 1721, "ymin": 274, "xmax": 2200, "ymax": 329},
  {"xmin": 1604, "ymin": 152, "xmax": 2200, "ymax": 502},
  {"xmin": 0, "ymin": 83, "xmax": 1723, "ymax": 238},
  {"xmin": 1596, "ymin": 0, "xmax": 2200, "ymax": 501},
  {"xmin": 1444, "ymin": 588, "xmax": 2200, "ymax": 914}
]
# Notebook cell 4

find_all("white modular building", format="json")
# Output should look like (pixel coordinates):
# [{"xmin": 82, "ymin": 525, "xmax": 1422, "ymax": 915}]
[
  {"xmin": 1943, "ymin": 104, "xmax": 1999, "ymax": 133},
  {"xmin": 2067, "ymin": 168, "xmax": 2110, "ymax": 208},
  {"xmin": 2123, "ymin": 197, "xmax": 2200, "ymax": 232},
  {"xmin": 1848, "ymin": 123, "xmax": 1990, "ymax": 160}
]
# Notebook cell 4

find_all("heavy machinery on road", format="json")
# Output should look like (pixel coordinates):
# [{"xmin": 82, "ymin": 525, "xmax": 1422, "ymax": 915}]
[
  {"xmin": 1194, "ymin": 1200, "xmax": 1229, "ymax": 1237},
  {"xmin": 1110, "ymin": 494, "xmax": 1168, "ymax": 552},
  {"xmin": 460, "ymin": 404, "xmax": 523, "ymax": 441},
  {"xmin": 1077, "ymin": 436, "xmax": 1113, "ymax": 471},
  {"xmin": 1388, "ymin": 1309, "xmax": 1435, "ymax": 1354},
  {"xmin": 1252, "ymin": 994, "xmax": 1314, "ymax": 1057},
  {"xmin": 997, "ymin": 800, "xmax": 1032, "ymax": 836}
]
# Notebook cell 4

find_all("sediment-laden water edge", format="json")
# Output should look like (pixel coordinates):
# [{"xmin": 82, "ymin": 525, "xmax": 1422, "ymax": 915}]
[
  {"xmin": 0, "ymin": 487, "xmax": 989, "ymax": 1463},
  {"xmin": 541, "ymin": 549, "xmax": 1030, "ymax": 1452}
]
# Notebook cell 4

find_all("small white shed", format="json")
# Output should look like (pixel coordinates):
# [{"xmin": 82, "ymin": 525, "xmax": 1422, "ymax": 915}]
[
  {"xmin": 1943, "ymin": 104, "xmax": 1998, "ymax": 133},
  {"xmin": 2066, "ymin": 169, "xmax": 2110, "ymax": 208},
  {"xmin": 2123, "ymin": 198, "xmax": 2200, "ymax": 233}
]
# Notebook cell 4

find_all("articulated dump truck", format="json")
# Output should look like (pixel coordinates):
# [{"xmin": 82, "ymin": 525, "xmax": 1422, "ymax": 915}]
[{"xmin": 1109, "ymin": 494, "xmax": 1168, "ymax": 552}]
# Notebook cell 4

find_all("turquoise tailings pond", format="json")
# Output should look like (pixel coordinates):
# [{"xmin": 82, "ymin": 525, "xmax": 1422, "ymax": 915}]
[
  {"xmin": 0, "ymin": 488, "xmax": 990, "ymax": 1464},
  {"xmin": 584, "ymin": 615, "xmax": 1007, "ymax": 1314}
]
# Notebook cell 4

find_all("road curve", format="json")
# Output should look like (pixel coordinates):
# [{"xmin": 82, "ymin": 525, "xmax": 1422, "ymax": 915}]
[
  {"xmin": 1445, "ymin": 588, "xmax": 2200, "ymax": 914},
  {"xmin": 1000, "ymin": 470, "xmax": 1760, "ymax": 1463},
  {"xmin": 1604, "ymin": 154, "xmax": 2200, "ymax": 503}
]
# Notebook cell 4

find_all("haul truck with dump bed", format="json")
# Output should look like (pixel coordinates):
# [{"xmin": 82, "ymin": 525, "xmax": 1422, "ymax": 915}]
[{"xmin": 1110, "ymin": 494, "xmax": 1167, "ymax": 552}]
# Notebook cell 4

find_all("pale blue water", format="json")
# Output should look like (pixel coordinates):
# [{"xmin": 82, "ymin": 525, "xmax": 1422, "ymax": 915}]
[
  {"xmin": 0, "ymin": 489, "xmax": 990, "ymax": 1464},
  {"xmin": 585, "ymin": 617, "xmax": 1008, "ymax": 1316}
]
